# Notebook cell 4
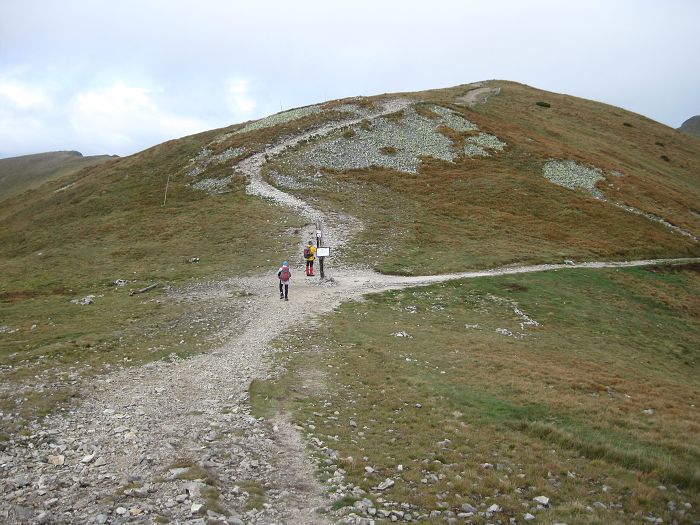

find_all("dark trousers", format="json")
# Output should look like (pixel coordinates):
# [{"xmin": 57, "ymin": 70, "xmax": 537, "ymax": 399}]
[
  {"xmin": 279, "ymin": 281, "xmax": 288, "ymax": 298},
  {"xmin": 306, "ymin": 260, "xmax": 314, "ymax": 275}
]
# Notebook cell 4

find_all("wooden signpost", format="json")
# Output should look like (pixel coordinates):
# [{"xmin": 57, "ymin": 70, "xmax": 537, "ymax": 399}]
[{"xmin": 315, "ymin": 222, "xmax": 329, "ymax": 279}]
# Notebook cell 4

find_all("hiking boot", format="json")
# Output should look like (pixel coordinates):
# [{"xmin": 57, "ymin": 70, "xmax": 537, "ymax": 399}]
[
  {"xmin": 285, "ymin": 297, "xmax": 288, "ymax": 301},
  {"xmin": 280, "ymin": 294, "xmax": 284, "ymax": 299}
]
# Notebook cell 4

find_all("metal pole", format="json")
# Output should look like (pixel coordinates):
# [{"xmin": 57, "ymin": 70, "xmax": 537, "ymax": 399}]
[
  {"xmin": 316, "ymin": 220, "xmax": 325, "ymax": 279},
  {"xmin": 162, "ymin": 173, "xmax": 171, "ymax": 206}
]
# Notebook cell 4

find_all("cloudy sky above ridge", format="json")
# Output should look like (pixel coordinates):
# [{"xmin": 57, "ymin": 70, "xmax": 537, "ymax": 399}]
[{"xmin": 1, "ymin": 0, "xmax": 698, "ymax": 159}]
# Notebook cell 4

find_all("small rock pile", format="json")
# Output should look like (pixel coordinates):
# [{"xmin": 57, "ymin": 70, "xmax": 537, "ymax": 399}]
[
  {"xmin": 191, "ymin": 177, "xmax": 232, "ymax": 194},
  {"xmin": 464, "ymin": 132, "xmax": 507, "ymax": 157},
  {"xmin": 542, "ymin": 160, "xmax": 605, "ymax": 198},
  {"xmin": 235, "ymin": 106, "xmax": 324, "ymax": 135},
  {"xmin": 186, "ymin": 146, "xmax": 246, "ymax": 193}
]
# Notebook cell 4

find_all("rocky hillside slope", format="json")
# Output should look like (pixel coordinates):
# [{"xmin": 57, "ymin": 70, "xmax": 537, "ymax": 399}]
[
  {"xmin": 1, "ymin": 80, "xmax": 699, "ymax": 525},
  {"xmin": 2, "ymin": 80, "xmax": 699, "ymax": 288}
]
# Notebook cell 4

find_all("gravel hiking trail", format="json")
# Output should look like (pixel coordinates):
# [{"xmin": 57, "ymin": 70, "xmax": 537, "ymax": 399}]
[{"xmin": 3, "ymin": 102, "xmax": 699, "ymax": 525}]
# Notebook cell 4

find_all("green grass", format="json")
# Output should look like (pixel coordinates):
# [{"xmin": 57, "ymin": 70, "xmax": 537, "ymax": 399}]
[
  {"xmin": 238, "ymin": 480, "xmax": 266, "ymax": 510},
  {"xmin": 252, "ymin": 264, "xmax": 700, "ymax": 524},
  {"xmin": 0, "ymin": 126, "xmax": 306, "ymax": 436}
]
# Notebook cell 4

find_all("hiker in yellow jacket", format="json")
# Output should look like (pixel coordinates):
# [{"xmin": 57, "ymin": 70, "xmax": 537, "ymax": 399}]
[{"xmin": 304, "ymin": 240, "xmax": 317, "ymax": 276}]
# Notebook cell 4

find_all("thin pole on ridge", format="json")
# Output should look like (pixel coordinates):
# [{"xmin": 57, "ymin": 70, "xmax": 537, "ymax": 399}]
[{"xmin": 162, "ymin": 173, "xmax": 171, "ymax": 207}]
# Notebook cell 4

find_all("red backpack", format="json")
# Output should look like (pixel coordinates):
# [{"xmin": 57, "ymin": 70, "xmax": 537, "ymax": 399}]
[{"xmin": 280, "ymin": 266, "xmax": 290, "ymax": 282}]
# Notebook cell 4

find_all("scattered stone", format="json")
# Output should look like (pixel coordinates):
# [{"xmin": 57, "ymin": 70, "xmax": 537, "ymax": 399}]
[
  {"xmin": 191, "ymin": 502, "xmax": 204, "ymax": 514},
  {"xmin": 533, "ymin": 495, "xmax": 550, "ymax": 506},
  {"xmin": 48, "ymin": 455, "xmax": 65, "ymax": 466},
  {"xmin": 71, "ymin": 295, "xmax": 95, "ymax": 305},
  {"xmin": 376, "ymin": 478, "xmax": 395, "ymax": 490},
  {"xmin": 185, "ymin": 481, "xmax": 207, "ymax": 499},
  {"xmin": 13, "ymin": 476, "xmax": 30, "ymax": 488},
  {"xmin": 524, "ymin": 513, "xmax": 536, "ymax": 521},
  {"xmin": 487, "ymin": 504, "xmax": 502, "ymax": 513},
  {"xmin": 115, "ymin": 507, "xmax": 127, "ymax": 515},
  {"xmin": 169, "ymin": 467, "xmax": 190, "ymax": 480},
  {"xmin": 81, "ymin": 453, "xmax": 95, "ymax": 464},
  {"xmin": 461, "ymin": 503, "xmax": 477, "ymax": 513}
]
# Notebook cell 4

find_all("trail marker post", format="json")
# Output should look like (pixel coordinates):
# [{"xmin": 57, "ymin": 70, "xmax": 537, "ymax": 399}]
[{"xmin": 316, "ymin": 226, "xmax": 324, "ymax": 279}]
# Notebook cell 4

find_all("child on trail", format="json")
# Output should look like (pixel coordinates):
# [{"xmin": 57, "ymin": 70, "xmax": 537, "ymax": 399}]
[
  {"xmin": 303, "ymin": 240, "xmax": 317, "ymax": 276},
  {"xmin": 277, "ymin": 261, "xmax": 291, "ymax": 301}
]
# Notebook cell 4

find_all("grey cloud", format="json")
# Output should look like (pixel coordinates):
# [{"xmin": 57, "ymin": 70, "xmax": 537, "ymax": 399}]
[{"xmin": 1, "ymin": 0, "xmax": 698, "ymax": 158}]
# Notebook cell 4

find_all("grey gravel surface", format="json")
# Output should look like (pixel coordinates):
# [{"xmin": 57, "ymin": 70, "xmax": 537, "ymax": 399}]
[
  {"xmin": 289, "ymin": 105, "xmax": 486, "ymax": 174},
  {"xmin": 542, "ymin": 160, "xmax": 605, "ymax": 198},
  {"xmin": 235, "ymin": 106, "xmax": 325, "ymax": 135}
]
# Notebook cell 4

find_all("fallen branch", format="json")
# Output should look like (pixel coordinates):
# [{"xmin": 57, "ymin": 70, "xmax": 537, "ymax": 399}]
[{"xmin": 129, "ymin": 283, "xmax": 158, "ymax": 296}]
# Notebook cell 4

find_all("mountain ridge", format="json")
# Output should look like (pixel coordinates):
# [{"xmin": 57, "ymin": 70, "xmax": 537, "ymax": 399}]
[
  {"xmin": 678, "ymin": 114, "xmax": 700, "ymax": 137},
  {"xmin": 1, "ymin": 80, "xmax": 699, "ymax": 524},
  {"xmin": 0, "ymin": 149, "xmax": 117, "ymax": 202}
]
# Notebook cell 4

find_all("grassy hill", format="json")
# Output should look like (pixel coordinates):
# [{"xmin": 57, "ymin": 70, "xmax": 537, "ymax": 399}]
[
  {"xmin": 261, "ymin": 81, "xmax": 700, "ymax": 273},
  {"xmin": 678, "ymin": 115, "xmax": 700, "ymax": 138},
  {"xmin": 0, "ymin": 129, "xmax": 305, "ymax": 431},
  {"xmin": 1, "ymin": 81, "xmax": 699, "ymax": 522},
  {"xmin": 0, "ymin": 150, "xmax": 116, "ymax": 201}
]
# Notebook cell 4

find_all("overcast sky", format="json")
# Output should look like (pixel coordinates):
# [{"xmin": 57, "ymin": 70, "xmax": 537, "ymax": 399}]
[{"xmin": 1, "ymin": 0, "xmax": 698, "ymax": 159}]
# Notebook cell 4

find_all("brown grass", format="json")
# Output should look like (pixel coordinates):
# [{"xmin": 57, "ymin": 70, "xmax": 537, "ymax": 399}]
[{"xmin": 268, "ymin": 81, "xmax": 699, "ymax": 275}]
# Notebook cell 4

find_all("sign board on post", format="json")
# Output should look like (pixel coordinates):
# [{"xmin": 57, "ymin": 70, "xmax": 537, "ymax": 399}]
[
  {"xmin": 316, "ymin": 230, "xmax": 322, "ymax": 238},
  {"xmin": 316, "ymin": 247, "xmax": 330, "ymax": 257}
]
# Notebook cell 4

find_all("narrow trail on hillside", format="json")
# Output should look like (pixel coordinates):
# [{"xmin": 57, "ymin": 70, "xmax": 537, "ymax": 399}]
[{"xmin": 3, "ymin": 102, "xmax": 700, "ymax": 525}]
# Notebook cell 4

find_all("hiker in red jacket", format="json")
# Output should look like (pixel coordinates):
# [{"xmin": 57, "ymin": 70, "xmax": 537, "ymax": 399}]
[{"xmin": 277, "ymin": 261, "xmax": 291, "ymax": 301}]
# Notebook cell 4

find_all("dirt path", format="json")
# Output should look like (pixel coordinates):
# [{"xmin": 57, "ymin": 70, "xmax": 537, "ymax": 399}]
[
  {"xmin": 3, "ymin": 101, "xmax": 699, "ymax": 525},
  {"xmin": 455, "ymin": 83, "xmax": 501, "ymax": 107}
]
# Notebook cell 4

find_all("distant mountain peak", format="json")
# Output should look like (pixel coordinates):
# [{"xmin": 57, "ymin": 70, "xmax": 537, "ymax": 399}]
[{"xmin": 678, "ymin": 115, "xmax": 700, "ymax": 138}]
